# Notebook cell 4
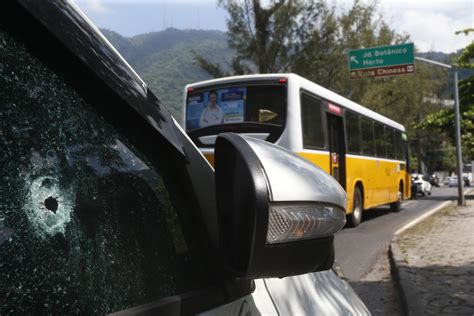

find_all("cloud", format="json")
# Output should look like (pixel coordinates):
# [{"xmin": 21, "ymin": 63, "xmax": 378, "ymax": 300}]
[
  {"xmin": 380, "ymin": 0, "xmax": 473, "ymax": 53},
  {"xmin": 101, "ymin": 0, "xmax": 217, "ymax": 3},
  {"xmin": 75, "ymin": 0, "xmax": 472, "ymax": 53},
  {"xmin": 76, "ymin": 0, "xmax": 109, "ymax": 14},
  {"xmin": 397, "ymin": 10, "xmax": 471, "ymax": 53}
]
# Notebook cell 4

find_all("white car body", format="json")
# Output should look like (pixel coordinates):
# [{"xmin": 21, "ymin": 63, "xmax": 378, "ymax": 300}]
[
  {"xmin": 412, "ymin": 174, "xmax": 432, "ymax": 196},
  {"xmin": 448, "ymin": 176, "xmax": 459, "ymax": 187},
  {"xmin": 200, "ymin": 271, "xmax": 370, "ymax": 315}
]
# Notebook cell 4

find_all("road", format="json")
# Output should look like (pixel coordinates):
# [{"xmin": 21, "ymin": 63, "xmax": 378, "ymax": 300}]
[{"xmin": 334, "ymin": 186, "xmax": 464, "ymax": 281}]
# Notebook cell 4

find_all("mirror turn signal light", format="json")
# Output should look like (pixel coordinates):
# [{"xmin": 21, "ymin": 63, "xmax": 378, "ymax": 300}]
[{"xmin": 267, "ymin": 204, "xmax": 346, "ymax": 244}]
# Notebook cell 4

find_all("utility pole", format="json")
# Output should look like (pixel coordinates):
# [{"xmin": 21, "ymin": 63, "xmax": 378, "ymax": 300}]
[
  {"xmin": 453, "ymin": 71, "xmax": 465, "ymax": 205},
  {"xmin": 415, "ymin": 57, "xmax": 465, "ymax": 206}
]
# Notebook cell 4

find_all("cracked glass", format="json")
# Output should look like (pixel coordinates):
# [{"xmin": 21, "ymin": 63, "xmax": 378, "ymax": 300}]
[{"xmin": 0, "ymin": 27, "xmax": 210, "ymax": 314}]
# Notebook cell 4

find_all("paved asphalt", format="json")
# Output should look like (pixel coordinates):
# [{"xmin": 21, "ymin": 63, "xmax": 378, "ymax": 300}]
[{"xmin": 334, "ymin": 186, "xmax": 465, "ymax": 281}]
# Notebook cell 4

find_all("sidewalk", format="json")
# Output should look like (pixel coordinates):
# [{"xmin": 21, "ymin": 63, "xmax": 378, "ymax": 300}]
[{"xmin": 390, "ymin": 197, "xmax": 474, "ymax": 315}]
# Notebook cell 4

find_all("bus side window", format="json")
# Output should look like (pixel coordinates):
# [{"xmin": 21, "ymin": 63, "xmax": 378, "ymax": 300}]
[
  {"xmin": 301, "ymin": 92, "xmax": 325, "ymax": 149},
  {"xmin": 402, "ymin": 138, "xmax": 408, "ymax": 162},
  {"xmin": 386, "ymin": 128, "xmax": 395, "ymax": 159},
  {"xmin": 374, "ymin": 123, "xmax": 386, "ymax": 158},
  {"xmin": 346, "ymin": 111, "xmax": 361, "ymax": 154},
  {"xmin": 395, "ymin": 131, "xmax": 403, "ymax": 160},
  {"xmin": 361, "ymin": 117, "xmax": 375, "ymax": 156}
]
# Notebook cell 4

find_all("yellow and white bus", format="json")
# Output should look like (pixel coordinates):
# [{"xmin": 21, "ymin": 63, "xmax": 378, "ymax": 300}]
[{"xmin": 183, "ymin": 73, "xmax": 411, "ymax": 226}]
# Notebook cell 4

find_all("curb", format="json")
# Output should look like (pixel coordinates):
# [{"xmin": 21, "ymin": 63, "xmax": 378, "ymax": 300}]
[
  {"xmin": 388, "ymin": 191, "xmax": 471, "ymax": 316},
  {"xmin": 390, "ymin": 201, "xmax": 455, "ymax": 316}
]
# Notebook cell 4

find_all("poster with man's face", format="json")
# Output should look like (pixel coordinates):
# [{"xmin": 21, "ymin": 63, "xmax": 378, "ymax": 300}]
[{"xmin": 186, "ymin": 87, "xmax": 246, "ymax": 130}]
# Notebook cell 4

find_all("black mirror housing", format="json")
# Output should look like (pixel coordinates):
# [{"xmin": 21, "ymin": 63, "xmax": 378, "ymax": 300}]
[{"xmin": 215, "ymin": 133, "xmax": 346, "ymax": 279}]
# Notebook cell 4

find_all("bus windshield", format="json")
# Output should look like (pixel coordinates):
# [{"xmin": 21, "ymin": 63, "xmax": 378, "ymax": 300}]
[{"xmin": 185, "ymin": 84, "xmax": 287, "ymax": 133}]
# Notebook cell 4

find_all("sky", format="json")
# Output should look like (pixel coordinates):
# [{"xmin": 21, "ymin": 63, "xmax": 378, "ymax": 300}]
[{"xmin": 75, "ymin": 0, "xmax": 473, "ymax": 54}]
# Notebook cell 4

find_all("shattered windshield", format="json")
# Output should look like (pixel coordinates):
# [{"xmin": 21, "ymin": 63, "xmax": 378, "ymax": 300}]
[{"xmin": 0, "ymin": 27, "xmax": 209, "ymax": 314}]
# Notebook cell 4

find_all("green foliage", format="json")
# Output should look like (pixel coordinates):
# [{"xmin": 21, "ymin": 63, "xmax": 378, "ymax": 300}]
[
  {"xmin": 329, "ymin": 1, "xmax": 410, "ymax": 101},
  {"xmin": 195, "ymin": 0, "xmax": 413, "ymax": 97},
  {"xmin": 101, "ymin": 28, "xmax": 232, "ymax": 121},
  {"xmin": 455, "ymin": 29, "xmax": 474, "ymax": 69},
  {"xmin": 192, "ymin": 53, "xmax": 226, "ymax": 78},
  {"xmin": 455, "ymin": 28, "xmax": 474, "ymax": 36},
  {"xmin": 418, "ymin": 29, "xmax": 474, "ymax": 159},
  {"xmin": 361, "ymin": 63, "xmax": 445, "ymax": 128},
  {"xmin": 194, "ymin": 0, "xmax": 339, "ymax": 75},
  {"xmin": 194, "ymin": 0, "xmax": 453, "ymax": 170}
]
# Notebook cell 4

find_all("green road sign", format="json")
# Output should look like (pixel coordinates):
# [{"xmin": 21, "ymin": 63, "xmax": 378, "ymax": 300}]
[
  {"xmin": 348, "ymin": 43, "xmax": 414, "ymax": 70},
  {"xmin": 348, "ymin": 43, "xmax": 415, "ymax": 79}
]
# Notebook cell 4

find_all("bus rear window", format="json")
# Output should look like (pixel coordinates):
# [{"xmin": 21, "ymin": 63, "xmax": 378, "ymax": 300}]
[{"xmin": 186, "ymin": 84, "xmax": 287, "ymax": 131}]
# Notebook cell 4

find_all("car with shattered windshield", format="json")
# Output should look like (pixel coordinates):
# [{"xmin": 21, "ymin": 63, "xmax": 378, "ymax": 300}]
[{"xmin": 0, "ymin": 1, "xmax": 369, "ymax": 315}]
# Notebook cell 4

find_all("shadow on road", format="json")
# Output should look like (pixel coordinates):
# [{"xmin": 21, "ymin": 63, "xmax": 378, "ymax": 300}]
[
  {"xmin": 350, "ymin": 279, "xmax": 402, "ymax": 316},
  {"xmin": 392, "ymin": 261, "xmax": 474, "ymax": 315},
  {"xmin": 412, "ymin": 195, "xmax": 457, "ymax": 201},
  {"xmin": 342, "ymin": 207, "xmax": 392, "ymax": 228},
  {"xmin": 411, "ymin": 194, "xmax": 474, "ymax": 201},
  {"xmin": 343, "ymin": 206, "xmax": 393, "ymax": 228},
  {"xmin": 361, "ymin": 207, "xmax": 392, "ymax": 222}
]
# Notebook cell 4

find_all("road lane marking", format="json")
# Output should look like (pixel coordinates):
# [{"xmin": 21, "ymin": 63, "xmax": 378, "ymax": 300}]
[{"xmin": 401, "ymin": 201, "xmax": 415, "ymax": 207}]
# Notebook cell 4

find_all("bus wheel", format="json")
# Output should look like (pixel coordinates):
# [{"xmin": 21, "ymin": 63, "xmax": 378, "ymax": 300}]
[
  {"xmin": 348, "ymin": 187, "xmax": 362, "ymax": 227},
  {"xmin": 390, "ymin": 187, "xmax": 402, "ymax": 212}
]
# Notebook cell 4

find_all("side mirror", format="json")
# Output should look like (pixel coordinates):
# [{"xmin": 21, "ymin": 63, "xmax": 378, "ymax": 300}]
[{"xmin": 215, "ymin": 133, "xmax": 346, "ymax": 279}]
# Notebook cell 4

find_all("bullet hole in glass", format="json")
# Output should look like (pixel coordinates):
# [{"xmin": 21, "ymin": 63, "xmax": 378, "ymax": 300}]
[{"xmin": 44, "ymin": 196, "xmax": 59, "ymax": 213}]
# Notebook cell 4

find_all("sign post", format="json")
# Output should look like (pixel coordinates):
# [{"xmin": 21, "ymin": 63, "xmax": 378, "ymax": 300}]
[
  {"xmin": 348, "ymin": 43, "xmax": 415, "ymax": 79},
  {"xmin": 413, "ymin": 56, "xmax": 465, "ymax": 206}
]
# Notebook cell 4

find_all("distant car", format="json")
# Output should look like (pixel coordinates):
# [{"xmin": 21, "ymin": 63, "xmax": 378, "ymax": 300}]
[
  {"xmin": 443, "ymin": 177, "xmax": 451, "ymax": 186},
  {"xmin": 412, "ymin": 174, "xmax": 432, "ymax": 196},
  {"xmin": 449, "ymin": 176, "xmax": 459, "ymax": 187},
  {"xmin": 411, "ymin": 178, "xmax": 420, "ymax": 198},
  {"xmin": 424, "ymin": 174, "xmax": 440, "ymax": 187}
]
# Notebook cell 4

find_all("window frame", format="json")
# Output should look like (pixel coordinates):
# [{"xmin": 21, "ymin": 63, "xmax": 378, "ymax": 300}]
[
  {"xmin": 385, "ymin": 127, "xmax": 396, "ymax": 160},
  {"xmin": 186, "ymin": 80, "xmax": 288, "ymax": 147},
  {"xmin": 185, "ymin": 81, "xmax": 288, "ymax": 130},
  {"xmin": 360, "ymin": 116, "xmax": 375, "ymax": 157},
  {"xmin": 345, "ymin": 110, "xmax": 362, "ymax": 155},
  {"xmin": 373, "ymin": 122, "xmax": 386, "ymax": 158},
  {"xmin": 299, "ymin": 89, "xmax": 328, "ymax": 150}
]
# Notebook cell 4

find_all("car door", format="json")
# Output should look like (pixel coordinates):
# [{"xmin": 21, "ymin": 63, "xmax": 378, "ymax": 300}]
[{"xmin": 0, "ymin": 3, "xmax": 259, "ymax": 314}]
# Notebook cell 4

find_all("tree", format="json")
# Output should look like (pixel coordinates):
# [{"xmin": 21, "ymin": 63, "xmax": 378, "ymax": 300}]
[
  {"xmin": 197, "ymin": 0, "xmax": 448, "ymax": 171},
  {"xmin": 195, "ymin": 0, "xmax": 338, "ymax": 76},
  {"xmin": 195, "ymin": 0, "xmax": 409, "ymax": 99},
  {"xmin": 418, "ymin": 29, "xmax": 474, "ymax": 160},
  {"xmin": 330, "ymin": 1, "xmax": 409, "ymax": 101},
  {"xmin": 360, "ymin": 63, "xmax": 444, "ymax": 126}
]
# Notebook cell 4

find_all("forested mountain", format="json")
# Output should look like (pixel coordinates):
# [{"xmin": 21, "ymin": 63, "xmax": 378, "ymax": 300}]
[
  {"xmin": 417, "ymin": 50, "xmax": 474, "ymax": 97},
  {"xmin": 101, "ymin": 28, "xmax": 232, "ymax": 121}
]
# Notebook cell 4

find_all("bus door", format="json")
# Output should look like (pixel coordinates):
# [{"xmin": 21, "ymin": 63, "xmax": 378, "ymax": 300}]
[{"xmin": 327, "ymin": 109, "xmax": 346, "ymax": 189}]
